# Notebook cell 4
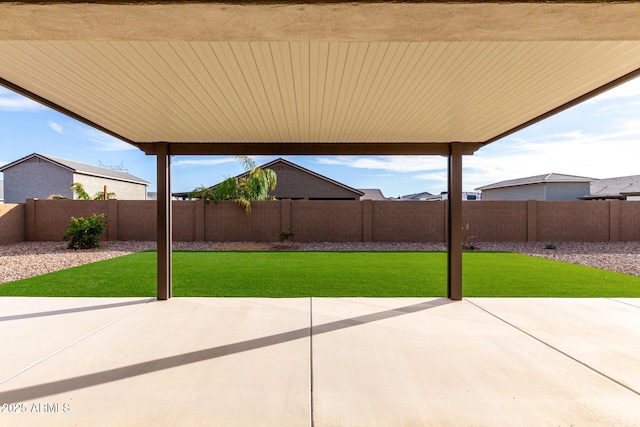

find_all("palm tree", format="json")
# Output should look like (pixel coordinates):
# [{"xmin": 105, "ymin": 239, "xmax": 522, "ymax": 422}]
[
  {"xmin": 71, "ymin": 182, "xmax": 90, "ymax": 200},
  {"xmin": 70, "ymin": 182, "xmax": 116, "ymax": 200},
  {"xmin": 189, "ymin": 156, "xmax": 277, "ymax": 213}
]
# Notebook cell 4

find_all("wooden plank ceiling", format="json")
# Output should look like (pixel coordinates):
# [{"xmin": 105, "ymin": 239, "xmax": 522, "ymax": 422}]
[{"xmin": 1, "ymin": 1, "xmax": 640, "ymax": 155}]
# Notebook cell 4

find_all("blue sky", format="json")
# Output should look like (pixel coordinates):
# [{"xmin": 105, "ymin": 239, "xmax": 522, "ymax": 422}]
[{"xmin": 1, "ymin": 77, "xmax": 640, "ymax": 198}]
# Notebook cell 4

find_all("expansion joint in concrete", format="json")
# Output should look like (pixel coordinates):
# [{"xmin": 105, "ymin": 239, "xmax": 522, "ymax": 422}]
[
  {"xmin": 467, "ymin": 299, "xmax": 640, "ymax": 398},
  {"xmin": 309, "ymin": 297, "xmax": 314, "ymax": 427},
  {"xmin": 607, "ymin": 298, "xmax": 640, "ymax": 310}
]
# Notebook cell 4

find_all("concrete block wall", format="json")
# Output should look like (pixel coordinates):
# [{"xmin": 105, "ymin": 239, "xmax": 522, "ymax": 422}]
[
  {"xmin": 292, "ymin": 201, "xmax": 363, "ymax": 242},
  {"xmin": 619, "ymin": 201, "xmax": 640, "ymax": 241},
  {"xmin": 536, "ymin": 201, "xmax": 610, "ymax": 242},
  {"xmin": 17, "ymin": 199, "xmax": 640, "ymax": 243},
  {"xmin": 0, "ymin": 204, "xmax": 25, "ymax": 245},
  {"xmin": 372, "ymin": 201, "xmax": 445, "ymax": 242},
  {"xmin": 173, "ymin": 201, "xmax": 196, "ymax": 241},
  {"xmin": 463, "ymin": 201, "xmax": 528, "ymax": 242},
  {"xmin": 25, "ymin": 199, "xmax": 110, "ymax": 241},
  {"xmin": 204, "ymin": 201, "xmax": 281, "ymax": 242},
  {"xmin": 117, "ymin": 201, "xmax": 156, "ymax": 241}
]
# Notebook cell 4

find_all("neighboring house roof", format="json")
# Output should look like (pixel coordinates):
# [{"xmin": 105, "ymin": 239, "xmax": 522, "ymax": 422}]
[
  {"xmin": 400, "ymin": 191, "xmax": 433, "ymax": 201},
  {"xmin": 589, "ymin": 175, "xmax": 640, "ymax": 199},
  {"xmin": 358, "ymin": 189, "xmax": 388, "ymax": 201},
  {"xmin": 0, "ymin": 153, "xmax": 149, "ymax": 185},
  {"xmin": 175, "ymin": 158, "xmax": 365, "ymax": 199},
  {"xmin": 250, "ymin": 158, "xmax": 364, "ymax": 198},
  {"xmin": 475, "ymin": 173, "xmax": 595, "ymax": 191}
]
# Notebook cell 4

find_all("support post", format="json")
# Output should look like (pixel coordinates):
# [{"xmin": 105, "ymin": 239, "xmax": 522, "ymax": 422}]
[
  {"xmin": 157, "ymin": 143, "xmax": 172, "ymax": 300},
  {"xmin": 447, "ymin": 144, "xmax": 463, "ymax": 300}
]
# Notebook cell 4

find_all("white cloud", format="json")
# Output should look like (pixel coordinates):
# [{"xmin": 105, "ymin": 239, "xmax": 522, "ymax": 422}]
[
  {"xmin": 587, "ymin": 77, "xmax": 640, "ymax": 103},
  {"xmin": 413, "ymin": 171, "xmax": 448, "ymax": 186},
  {"xmin": 315, "ymin": 156, "xmax": 446, "ymax": 173},
  {"xmin": 48, "ymin": 121, "xmax": 63, "ymax": 134},
  {"xmin": 87, "ymin": 130, "xmax": 137, "ymax": 151},
  {"xmin": 465, "ymin": 118, "xmax": 640, "ymax": 190},
  {"xmin": 0, "ymin": 89, "xmax": 45, "ymax": 112}
]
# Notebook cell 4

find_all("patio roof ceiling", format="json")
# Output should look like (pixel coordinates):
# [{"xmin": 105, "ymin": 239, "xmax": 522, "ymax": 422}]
[{"xmin": 2, "ymin": 1, "xmax": 640, "ymax": 156}]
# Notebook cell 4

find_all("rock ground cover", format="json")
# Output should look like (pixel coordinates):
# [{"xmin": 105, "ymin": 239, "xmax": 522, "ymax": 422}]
[{"xmin": 1, "ymin": 241, "xmax": 639, "ymax": 284}]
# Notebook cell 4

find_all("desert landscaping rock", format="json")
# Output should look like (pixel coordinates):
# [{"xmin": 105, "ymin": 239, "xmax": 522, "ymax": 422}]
[{"xmin": 1, "ymin": 240, "xmax": 639, "ymax": 284}]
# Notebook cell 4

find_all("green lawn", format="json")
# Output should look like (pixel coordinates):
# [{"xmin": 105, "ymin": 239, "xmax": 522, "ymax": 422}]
[{"xmin": 1, "ymin": 251, "xmax": 639, "ymax": 297}]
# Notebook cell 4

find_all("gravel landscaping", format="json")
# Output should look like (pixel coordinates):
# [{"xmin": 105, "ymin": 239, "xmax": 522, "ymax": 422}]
[{"xmin": 1, "ymin": 240, "xmax": 639, "ymax": 284}]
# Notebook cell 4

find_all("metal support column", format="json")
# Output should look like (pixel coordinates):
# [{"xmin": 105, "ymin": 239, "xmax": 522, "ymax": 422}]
[
  {"xmin": 447, "ymin": 143, "xmax": 463, "ymax": 300},
  {"xmin": 156, "ymin": 142, "xmax": 172, "ymax": 300}
]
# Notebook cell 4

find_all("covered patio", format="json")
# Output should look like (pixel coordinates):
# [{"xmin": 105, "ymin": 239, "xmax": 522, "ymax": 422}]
[
  {"xmin": 3, "ymin": 1, "xmax": 640, "ymax": 299},
  {"xmin": 2, "ymin": 2, "xmax": 640, "ymax": 424},
  {"xmin": 1, "ymin": 297, "xmax": 640, "ymax": 425}
]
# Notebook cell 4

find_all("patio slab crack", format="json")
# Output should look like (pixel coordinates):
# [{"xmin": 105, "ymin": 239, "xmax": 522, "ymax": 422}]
[
  {"xmin": 608, "ymin": 298, "xmax": 640, "ymax": 310},
  {"xmin": 467, "ymin": 299, "xmax": 640, "ymax": 398},
  {"xmin": 0, "ymin": 298, "xmax": 154, "ymax": 386}
]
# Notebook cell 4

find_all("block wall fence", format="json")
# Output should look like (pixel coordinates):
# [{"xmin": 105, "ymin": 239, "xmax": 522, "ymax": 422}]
[
  {"xmin": 0, "ymin": 204, "xmax": 25, "ymax": 245},
  {"xmin": 0, "ymin": 199, "xmax": 637, "ymax": 245}
]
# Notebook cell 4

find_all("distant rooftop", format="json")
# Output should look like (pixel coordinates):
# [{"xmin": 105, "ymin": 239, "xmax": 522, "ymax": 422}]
[
  {"xmin": 476, "ymin": 173, "xmax": 595, "ymax": 191},
  {"xmin": 174, "ymin": 157, "xmax": 365, "ymax": 200},
  {"xmin": 358, "ymin": 189, "xmax": 388, "ymax": 201},
  {"xmin": 0, "ymin": 153, "xmax": 149, "ymax": 185},
  {"xmin": 588, "ymin": 174, "xmax": 640, "ymax": 199},
  {"xmin": 400, "ymin": 191, "xmax": 434, "ymax": 201}
]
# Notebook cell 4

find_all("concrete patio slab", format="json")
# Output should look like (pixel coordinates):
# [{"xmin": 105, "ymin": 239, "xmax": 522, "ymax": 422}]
[
  {"xmin": 0, "ymin": 298, "xmax": 311, "ymax": 427},
  {"xmin": 0, "ymin": 297, "xmax": 154, "ymax": 383},
  {"xmin": 468, "ymin": 297, "xmax": 640, "ymax": 394},
  {"xmin": 1, "ymin": 297, "xmax": 639, "ymax": 426},
  {"xmin": 312, "ymin": 298, "xmax": 640, "ymax": 426}
]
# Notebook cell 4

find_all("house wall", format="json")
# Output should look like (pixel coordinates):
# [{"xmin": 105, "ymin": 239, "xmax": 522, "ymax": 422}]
[
  {"xmin": 482, "ymin": 182, "xmax": 590, "ymax": 201},
  {"xmin": 74, "ymin": 173, "xmax": 147, "ymax": 200},
  {"xmin": 268, "ymin": 162, "xmax": 360, "ymax": 199},
  {"xmin": 545, "ymin": 182, "xmax": 590, "ymax": 201},
  {"xmin": 3, "ymin": 158, "xmax": 74, "ymax": 203},
  {"xmin": 19, "ymin": 199, "xmax": 640, "ymax": 243},
  {"xmin": 482, "ymin": 184, "xmax": 546, "ymax": 201},
  {"xmin": 0, "ymin": 204, "xmax": 25, "ymax": 245}
]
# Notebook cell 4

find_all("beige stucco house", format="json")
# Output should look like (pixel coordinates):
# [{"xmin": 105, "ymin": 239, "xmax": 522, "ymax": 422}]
[
  {"xmin": 0, "ymin": 153, "xmax": 149, "ymax": 203},
  {"xmin": 476, "ymin": 173, "xmax": 594, "ymax": 201}
]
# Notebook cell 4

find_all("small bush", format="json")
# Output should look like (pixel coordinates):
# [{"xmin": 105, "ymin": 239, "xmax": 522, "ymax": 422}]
[
  {"xmin": 544, "ymin": 242, "xmax": 557, "ymax": 250},
  {"xmin": 279, "ymin": 229, "xmax": 295, "ymax": 242},
  {"xmin": 63, "ymin": 214, "xmax": 108, "ymax": 250}
]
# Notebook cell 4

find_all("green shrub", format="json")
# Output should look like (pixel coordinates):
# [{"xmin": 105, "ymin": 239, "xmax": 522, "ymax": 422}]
[
  {"xmin": 279, "ymin": 229, "xmax": 295, "ymax": 242},
  {"xmin": 63, "ymin": 214, "xmax": 108, "ymax": 250}
]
